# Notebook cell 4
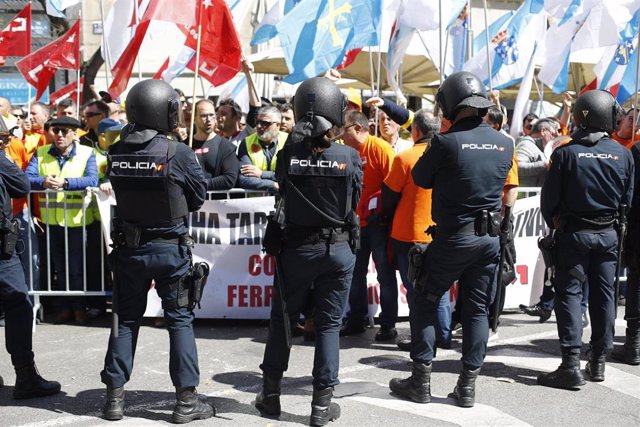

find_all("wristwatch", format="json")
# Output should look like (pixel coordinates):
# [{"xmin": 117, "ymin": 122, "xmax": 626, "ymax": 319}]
[{"xmin": 63, "ymin": 179, "xmax": 69, "ymax": 190}]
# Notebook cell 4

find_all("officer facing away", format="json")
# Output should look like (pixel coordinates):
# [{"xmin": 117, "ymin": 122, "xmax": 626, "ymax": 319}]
[
  {"xmin": 538, "ymin": 90, "xmax": 634, "ymax": 388},
  {"xmin": 390, "ymin": 71, "xmax": 514, "ymax": 407},
  {"xmin": 0, "ymin": 132, "xmax": 60, "ymax": 399},
  {"xmin": 255, "ymin": 77, "xmax": 362, "ymax": 426},
  {"xmin": 100, "ymin": 80, "xmax": 212, "ymax": 423}
]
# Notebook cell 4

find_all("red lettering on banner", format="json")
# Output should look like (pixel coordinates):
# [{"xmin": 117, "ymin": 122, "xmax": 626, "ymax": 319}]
[
  {"xmin": 399, "ymin": 284, "xmax": 407, "ymax": 304},
  {"xmin": 368, "ymin": 284, "xmax": 380, "ymax": 304},
  {"xmin": 248, "ymin": 255, "xmax": 276, "ymax": 276},
  {"xmin": 248, "ymin": 255, "xmax": 261, "ymax": 276},
  {"xmin": 227, "ymin": 285, "xmax": 274, "ymax": 307},
  {"xmin": 516, "ymin": 264, "xmax": 529, "ymax": 284},
  {"xmin": 449, "ymin": 281, "xmax": 459, "ymax": 302},
  {"xmin": 265, "ymin": 285, "xmax": 273, "ymax": 306}
]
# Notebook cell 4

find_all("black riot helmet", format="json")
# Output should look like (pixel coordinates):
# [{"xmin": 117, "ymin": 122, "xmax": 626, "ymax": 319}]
[
  {"xmin": 436, "ymin": 71, "xmax": 494, "ymax": 120},
  {"xmin": 573, "ymin": 89, "xmax": 621, "ymax": 134},
  {"xmin": 125, "ymin": 79, "xmax": 180, "ymax": 132},
  {"xmin": 293, "ymin": 77, "xmax": 347, "ymax": 128}
]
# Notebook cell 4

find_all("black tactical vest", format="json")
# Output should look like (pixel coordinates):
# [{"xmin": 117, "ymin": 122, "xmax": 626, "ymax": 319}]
[{"xmin": 108, "ymin": 135, "xmax": 188, "ymax": 227}]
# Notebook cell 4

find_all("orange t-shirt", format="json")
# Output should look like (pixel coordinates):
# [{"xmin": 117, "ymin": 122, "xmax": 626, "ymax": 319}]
[
  {"xmin": 611, "ymin": 132, "xmax": 638, "ymax": 149},
  {"xmin": 384, "ymin": 142, "xmax": 434, "ymax": 243},
  {"xmin": 356, "ymin": 135, "xmax": 395, "ymax": 224},
  {"xmin": 5, "ymin": 137, "xmax": 29, "ymax": 216},
  {"xmin": 23, "ymin": 131, "xmax": 47, "ymax": 161}
]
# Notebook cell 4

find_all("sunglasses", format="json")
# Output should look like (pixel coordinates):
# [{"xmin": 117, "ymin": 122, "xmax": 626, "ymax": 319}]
[
  {"xmin": 85, "ymin": 111, "xmax": 102, "ymax": 118},
  {"xmin": 257, "ymin": 120, "xmax": 276, "ymax": 127},
  {"xmin": 525, "ymin": 124, "xmax": 533, "ymax": 130},
  {"xmin": 52, "ymin": 127, "xmax": 74, "ymax": 136}
]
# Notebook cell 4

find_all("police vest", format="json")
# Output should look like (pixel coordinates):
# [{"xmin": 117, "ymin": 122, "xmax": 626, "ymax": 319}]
[
  {"xmin": 36, "ymin": 144, "xmax": 95, "ymax": 227},
  {"xmin": 245, "ymin": 131, "xmax": 288, "ymax": 172},
  {"xmin": 284, "ymin": 143, "xmax": 353, "ymax": 228},
  {"xmin": 108, "ymin": 135, "xmax": 188, "ymax": 227}
]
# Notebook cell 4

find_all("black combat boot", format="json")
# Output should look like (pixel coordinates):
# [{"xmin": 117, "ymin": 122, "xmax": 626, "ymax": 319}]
[
  {"xmin": 13, "ymin": 362, "xmax": 61, "ymax": 399},
  {"xmin": 102, "ymin": 386, "xmax": 125, "ymax": 421},
  {"xmin": 309, "ymin": 387, "xmax": 340, "ymax": 426},
  {"xmin": 585, "ymin": 349, "xmax": 606, "ymax": 382},
  {"xmin": 171, "ymin": 387, "xmax": 215, "ymax": 424},
  {"xmin": 537, "ymin": 352, "xmax": 585, "ymax": 389},
  {"xmin": 389, "ymin": 362, "xmax": 431, "ymax": 403},
  {"xmin": 449, "ymin": 366, "xmax": 480, "ymax": 408},
  {"xmin": 255, "ymin": 375, "xmax": 281, "ymax": 416},
  {"xmin": 611, "ymin": 326, "xmax": 640, "ymax": 365}
]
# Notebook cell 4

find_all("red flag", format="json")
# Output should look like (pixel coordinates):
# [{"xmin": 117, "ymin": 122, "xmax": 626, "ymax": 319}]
[
  {"xmin": 183, "ymin": 0, "xmax": 241, "ymax": 87},
  {"xmin": 16, "ymin": 20, "xmax": 82, "ymax": 99},
  {"xmin": 337, "ymin": 48, "xmax": 362, "ymax": 70},
  {"xmin": 140, "ymin": 0, "xmax": 196, "ymax": 27},
  {"xmin": 108, "ymin": 20, "xmax": 151, "ymax": 97},
  {"xmin": 47, "ymin": 20, "xmax": 81, "ymax": 70},
  {"xmin": 0, "ymin": 3, "xmax": 31, "ymax": 57},
  {"xmin": 50, "ymin": 77, "xmax": 84, "ymax": 105},
  {"xmin": 579, "ymin": 78, "xmax": 597, "ymax": 95},
  {"xmin": 153, "ymin": 57, "xmax": 170, "ymax": 79}
]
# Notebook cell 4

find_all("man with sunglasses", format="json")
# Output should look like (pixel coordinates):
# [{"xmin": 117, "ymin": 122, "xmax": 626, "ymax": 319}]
[
  {"xmin": 78, "ymin": 100, "xmax": 109, "ymax": 149},
  {"xmin": 25, "ymin": 116, "xmax": 98, "ymax": 324},
  {"xmin": 237, "ymin": 106, "xmax": 288, "ymax": 193}
]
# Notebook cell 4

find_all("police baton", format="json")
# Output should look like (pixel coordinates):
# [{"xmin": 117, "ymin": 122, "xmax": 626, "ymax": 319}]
[
  {"xmin": 614, "ymin": 204, "xmax": 628, "ymax": 318},
  {"xmin": 491, "ymin": 205, "xmax": 512, "ymax": 332},
  {"xmin": 107, "ymin": 250, "xmax": 119, "ymax": 338},
  {"xmin": 273, "ymin": 254, "xmax": 292, "ymax": 349}
]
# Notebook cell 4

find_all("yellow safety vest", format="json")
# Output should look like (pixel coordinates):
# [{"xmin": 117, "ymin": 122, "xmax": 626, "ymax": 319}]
[
  {"xmin": 245, "ymin": 131, "xmax": 288, "ymax": 172},
  {"xmin": 37, "ymin": 144, "xmax": 95, "ymax": 227}
]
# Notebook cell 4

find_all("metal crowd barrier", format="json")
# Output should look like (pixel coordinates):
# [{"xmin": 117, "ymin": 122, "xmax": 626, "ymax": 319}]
[{"xmin": 24, "ymin": 188, "xmax": 269, "ymax": 298}]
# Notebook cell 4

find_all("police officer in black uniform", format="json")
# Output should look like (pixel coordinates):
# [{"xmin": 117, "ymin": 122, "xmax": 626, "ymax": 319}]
[
  {"xmin": 0, "ymin": 137, "xmax": 60, "ymax": 399},
  {"xmin": 255, "ymin": 77, "xmax": 362, "ymax": 426},
  {"xmin": 538, "ymin": 90, "xmax": 634, "ymax": 388},
  {"xmin": 614, "ymin": 122, "xmax": 640, "ymax": 366},
  {"xmin": 389, "ymin": 71, "xmax": 513, "ymax": 407},
  {"xmin": 100, "ymin": 79, "xmax": 212, "ymax": 423}
]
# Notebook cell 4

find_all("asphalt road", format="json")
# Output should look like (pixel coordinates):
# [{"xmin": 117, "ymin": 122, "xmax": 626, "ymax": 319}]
[{"xmin": 1, "ymin": 310, "xmax": 639, "ymax": 426}]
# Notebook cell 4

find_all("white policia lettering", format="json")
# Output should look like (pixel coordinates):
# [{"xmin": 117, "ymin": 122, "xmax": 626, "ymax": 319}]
[
  {"xmin": 577, "ymin": 152, "xmax": 618, "ymax": 160},
  {"xmin": 461, "ymin": 143, "xmax": 504, "ymax": 151},
  {"xmin": 290, "ymin": 158, "xmax": 346, "ymax": 169},
  {"xmin": 111, "ymin": 161, "xmax": 164, "ymax": 170}
]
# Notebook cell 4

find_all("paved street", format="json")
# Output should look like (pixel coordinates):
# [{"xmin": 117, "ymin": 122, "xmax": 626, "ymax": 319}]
[{"xmin": 1, "ymin": 311, "xmax": 639, "ymax": 426}]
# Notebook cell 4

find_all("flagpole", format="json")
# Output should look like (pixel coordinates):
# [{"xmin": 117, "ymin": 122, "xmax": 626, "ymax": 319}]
[
  {"xmin": 98, "ymin": 0, "xmax": 111, "ymax": 88},
  {"xmin": 368, "ymin": 48, "xmax": 375, "ymax": 94},
  {"xmin": 188, "ymin": 10, "xmax": 203, "ymax": 149},
  {"xmin": 632, "ymin": 30, "xmax": 640, "ymax": 140},
  {"xmin": 438, "ymin": 0, "xmax": 443, "ymax": 80},
  {"xmin": 76, "ymin": 13, "xmax": 81, "ymax": 119},
  {"xmin": 133, "ymin": 0, "xmax": 142, "ymax": 82},
  {"xmin": 482, "ymin": 0, "xmax": 493, "ymax": 93}
]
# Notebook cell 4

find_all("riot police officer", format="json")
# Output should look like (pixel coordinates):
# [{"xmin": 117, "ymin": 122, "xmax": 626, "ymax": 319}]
[
  {"xmin": 615, "ymin": 124, "xmax": 640, "ymax": 366},
  {"xmin": 538, "ymin": 90, "xmax": 634, "ymax": 388},
  {"xmin": 100, "ymin": 79, "xmax": 212, "ymax": 423},
  {"xmin": 255, "ymin": 77, "xmax": 362, "ymax": 426},
  {"xmin": 390, "ymin": 71, "xmax": 514, "ymax": 407},
  {"xmin": 0, "ymin": 134, "xmax": 60, "ymax": 400}
]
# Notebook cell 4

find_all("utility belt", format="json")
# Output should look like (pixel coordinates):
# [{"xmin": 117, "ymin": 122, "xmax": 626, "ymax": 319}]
[
  {"xmin": 434, "ymin": 210, "xmax": 502, "ymax": 238},
  {"xmin": 284, "ymin": 227, "xmax": 350, "ymax": 246},
  {"xmin": 559, "ymin": 215, "xmax": 615, "ymax": 233},
  {"xmin": 111, "ymin": 218, "xmax": 192, "ymax": 249},
  {"xmin": 0, "ymin": 216, "xmax": 20, "ymax": 257}
]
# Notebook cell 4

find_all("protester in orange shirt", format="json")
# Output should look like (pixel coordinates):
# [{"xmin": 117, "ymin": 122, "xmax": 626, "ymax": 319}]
[
  {"xmin": 341, "ymin": 110, "xmax": 398, "ymax": 340},
  {"xmin": 24, "ymin": 102, "xmax": 49, "ymax": 160},
  {"xmin": 611, "ymin": 108, "xmax": 639, "ymax": 149},
  {"xmin": 382, "ymin": 111, "xmax": 452, "ymax": 351}
]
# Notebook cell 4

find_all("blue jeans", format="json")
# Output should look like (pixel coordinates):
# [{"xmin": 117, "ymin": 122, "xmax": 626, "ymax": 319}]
[
  {"xmin": 552, "ymin": 230, "xmax": 618, "ymax": 355},
  {"xmin": 347, "ymin": 220, "xmax": 398, "ymax": 327},
  {"xmin": 101, "ymin": 241, "xmax": 199, "ymax": 389},
  {"xmin": 261, "ymin": 240, "xmax": 355, "ymax": 390},
  {"xmin": 49, "ymin": 225, "xmax": 86, "ymax": 311},
  {"xmin": 392, "ymin": 239, "xmax": 451, "ymax": 345}
]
